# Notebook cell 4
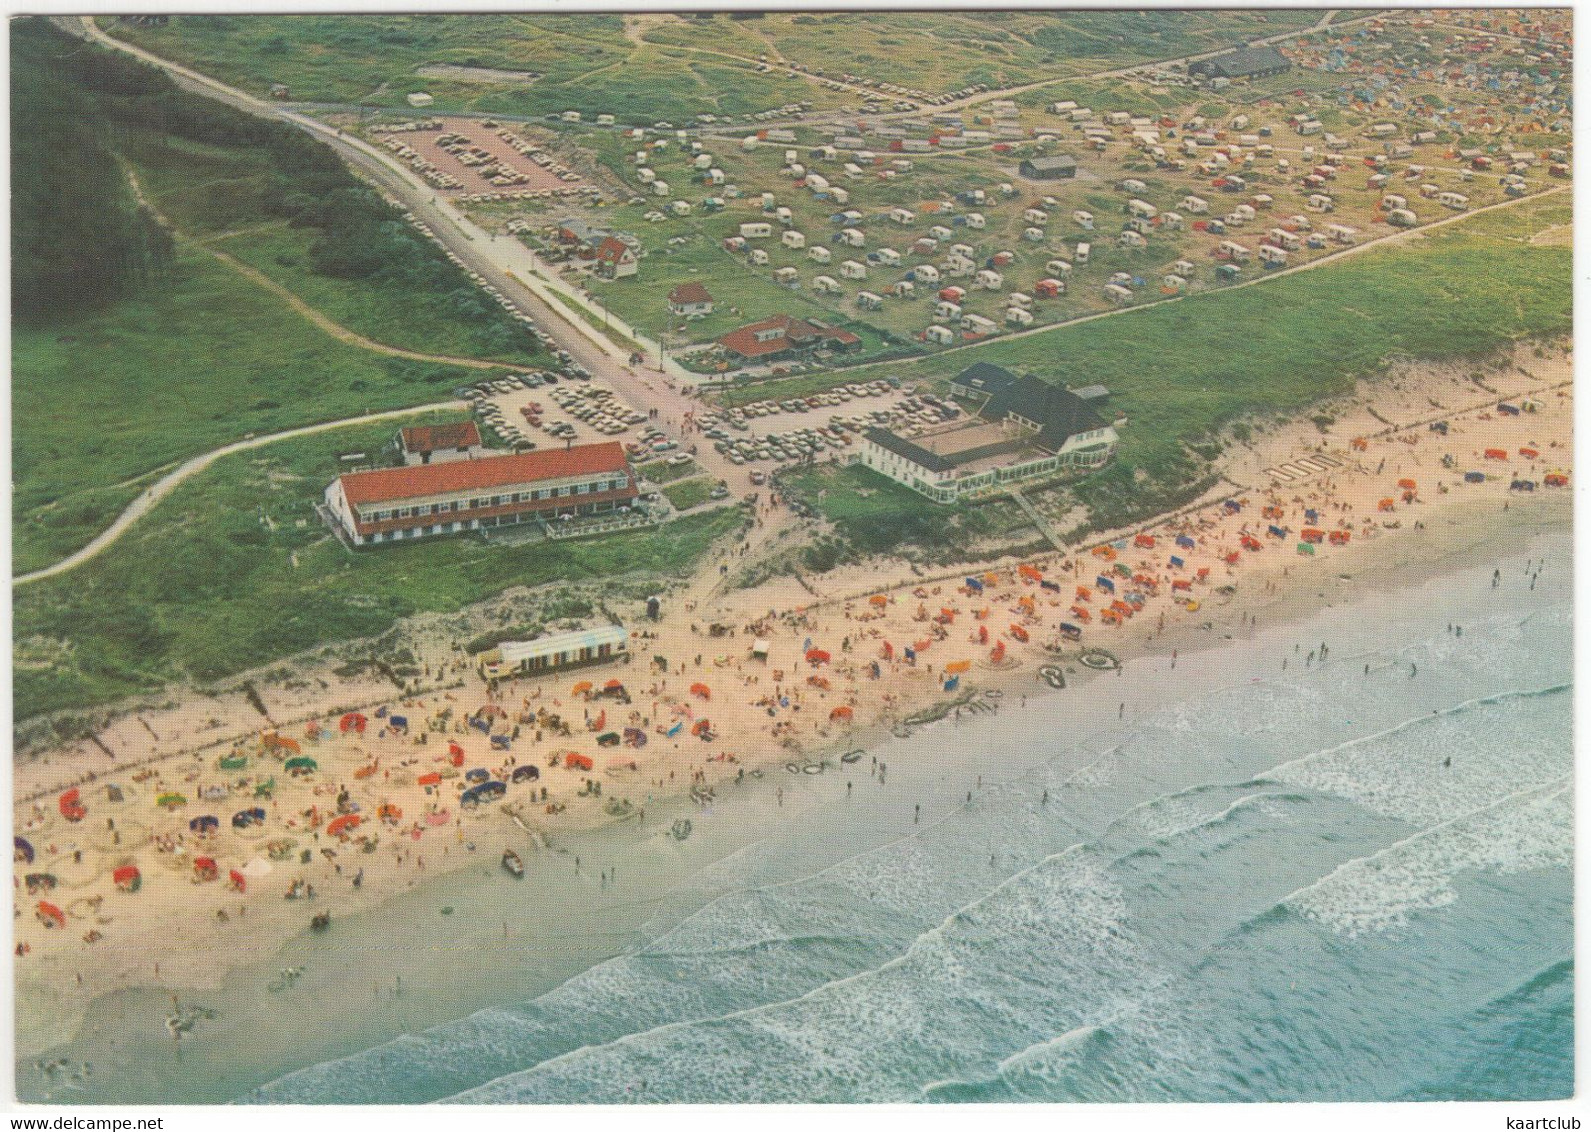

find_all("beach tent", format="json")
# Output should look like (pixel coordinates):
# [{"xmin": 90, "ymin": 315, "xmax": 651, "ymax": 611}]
[
  {"xmin": 829, "ymin": 705, "xmax": 854, "ymax": 721},
  {"xmin": 666, "ymin": 721, "xmax": 683, "ymax": 738},
  {"xmin": 571, "ymin": 681, "xmax": 595, "ymax": 697},
  {"xmin": 339, "ymin": 713, "xmax": 368, "ymax": 734},
  {"xmin": 806, "ymin": 649, "xmax": 831, "ymax": 665},
  {"xmin": 189, "ymin": 815, "xmax": 220, "ymax": 835},
  {"xmin": 114, "ymin": 865, "xmax": 142, "ymax": 893},
  {"xmin": 36, "ymin": 901, "xmax": 65, "ymax": 928},
  {"xmin": 943, "ymin": 675, "xmax": 960, "ymax": 692},
  {"xmin": 448, "ymin": 742, "xmax": 465, "ymax": 760},
  {"xmin": 751, "ymin": 640, "xmax": 771, "ymax": 661},
  {"xmin": 193, "ymin": 857, "xmax": 219, "ymax": 881},
  {"xmin": 14, "ymin": 837, "xmax": 34, "ymax": 865},
  {"xmin": 622, "ymin": 728, "xmax": 647, "ymax": 749},
  {"xmin": 156, "ymin": 792, "xmax": 188, "ymax": 810},
  {"xmin": 59, "ymin": 788, "xmax": 87, "ymax": 822},
  {"xmin": 945, "ymin": 660, "xmax": 972, "ymax": 675},
  {"xmin": 388, "ymin": 716, "xmax": 409, "ymax": 731},
  {"xmin": 232, "ymin": 807, "xmax": 266, "ymax": 829},
  {"xmin": 690, "ymin": 683, "xmax": 712, "ymax": 700},
  {"xmin": 285, "ymin": 756, "xmax": 318, "ymax": 775},
  {"xmin": 565, "ymin": 753, "xmax": 594, "ymax": 772},
  {"xmin": 417, "ymin": 772, "xmax": 442, "ymax": 787},
  {"xmin": 228, "ymin": 869, "xmax": 246, "ymax": 893},
  {"xmin": 465, "ymin": 767, "xmax": 490, "ymax": 784},
  {"xmin": 990, "ymin": 642, "xmax": 1006, "ymax": 663},
  {"xmin": 327, "ymin": 814, "xmax": 363, "ymax": 837},
  {"xmin": 881, "ymin": 641, "xmax": 894, "ymax": 660},
  {"xmin": 1176, "ymin": 535, "xmax": 1197, "ymax": 550},
  {"xmin": 254, "ymin": 778, "xmax": 276, "ymax": 799},
  {"xmin": 377, "ymin": 803, "xmax": 404, "ymax": 824},
  {"xmin": 691, "ymin": 719, "xmax": 713, "ymax": 737},
  {"xmin": 603, "ymin": 679, "xmax": 625, "ymax": 692},
  {"xmin": 963, "ymin": 577, "xmax": 984, "ymax": 595},
  {"xmin": 511, "ymin": 763, "xmax": 541, "ymax": 783},
  {"xmin": 219, "ymin": 754, "xmax": 248, "ymax": 771},
  {"xmin": 869, "ymin": 594, "xmax": 889, "ymax": 607},
  {"xmin": 597, "ymin": 732, "xmax": 622, "ymax": 748}
]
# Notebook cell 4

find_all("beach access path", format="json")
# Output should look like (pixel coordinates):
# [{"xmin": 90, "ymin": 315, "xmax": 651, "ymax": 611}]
[{"xmin": 13, "ymin": 402, "xmax": 467, "ymax": 587}]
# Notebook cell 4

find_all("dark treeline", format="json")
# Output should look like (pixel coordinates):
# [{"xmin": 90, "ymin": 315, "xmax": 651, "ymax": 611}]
[
  {"xmin": 13, "ymin": 18, "xmax": 523, "ymax": 355},
  {"xmin": 12, "ymin": 20, "xmax": 176, "ymax": 324}
]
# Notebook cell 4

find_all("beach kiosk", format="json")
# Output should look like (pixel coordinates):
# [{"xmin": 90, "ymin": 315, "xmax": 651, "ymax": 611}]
[{"xmin": 479, "ymin": 625, "xmax": 629, "ymax": 678}]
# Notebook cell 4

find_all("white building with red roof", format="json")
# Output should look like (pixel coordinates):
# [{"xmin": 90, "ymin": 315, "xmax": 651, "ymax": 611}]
[
  {"xmin": 397, "ymin": 421, "xmax": 484, "ymax": 466},
  {"xmin": 323, "ymin": 441, "xmax": 637, "ymax": 546}
]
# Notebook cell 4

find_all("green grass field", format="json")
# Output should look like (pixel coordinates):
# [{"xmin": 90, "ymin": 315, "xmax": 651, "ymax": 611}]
[
  {"xmin": 12, "ymin": 246, "xmax": 485, "ymax": 575},
  {"xmin": 14, "ymin": 417, "xmax": 746, "ymax": 722},
  {"xmin": 660, "ymin": 477, "xmax": 715, "ymax": 510}
]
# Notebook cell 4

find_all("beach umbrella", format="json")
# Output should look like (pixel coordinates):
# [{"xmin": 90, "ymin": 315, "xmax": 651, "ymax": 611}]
[
  {"xmin": 14, "ymin": 837, "xmax": 34, "ymax": 865},
  {"xmin": 36, "ymin": 901, "xmax": 65, "ymax": 928},
  {"xmin": 326, "ymin": 814, "xmax": 363, "ymax": 837},
  {"xmin": 829, "ymin": 705, "xmax": 854, "ymax": 722},
  {"xmin": 58, "ymin": 788, "xmax": 87, "ymax": 822},
  {"xmin": 156, "ymin": 792, "xmax": 188, "ymax": 810},
  {"xmin": 189, "ymin": 815, "xmax": 220, "ymax": 835},
  {"xmin": 571, "ymin": 681, "xmax": 594, "ymax": 697},
  {"xmin": 689, "ymin": 682, "xmax": 712, "ymax": 700},
  {"xmin": 114, "ymin": 865, "xmax": 142, "ymax": 893},
  {"xmin": 805, "ymin": 649, "xmax": 831, "ymax": 665},
  {"xmin": 228, "ymin": 869, "xmax": 246, "ymax": 893}
]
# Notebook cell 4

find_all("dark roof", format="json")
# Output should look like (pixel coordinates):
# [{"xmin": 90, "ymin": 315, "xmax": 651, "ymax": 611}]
[
  {"xmin": 400, "ymin": 421, "xmax": 481, "ymax": 454},
  {"xmin": 1191, "ymin": 44, "xmax": 1291, "ymax": 78},
  {"xmin": 862, "ymin": 428, "xmax": 959, "ymax": 474},
  {"xmin": 1020, "ymin": 155, "xmax": 1077, "ymax": 171},
  {"xmin": 951, "ymin": 362, "xmax": 1021, "ymax": 398},
  {"xmin": 983, "ymin": 376, "xmax": 1108, "ymax": 451}
]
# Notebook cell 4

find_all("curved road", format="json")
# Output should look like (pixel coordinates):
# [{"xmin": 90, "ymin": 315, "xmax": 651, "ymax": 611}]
[{"xmin": 15, "ymin": 401, "xmax": 466, "ymax": 587}]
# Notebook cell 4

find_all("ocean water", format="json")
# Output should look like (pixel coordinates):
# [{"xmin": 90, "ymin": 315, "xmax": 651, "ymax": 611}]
[{"xmin": 229, "ymin": 538, "xmax": 1573, "ymax": 1105}]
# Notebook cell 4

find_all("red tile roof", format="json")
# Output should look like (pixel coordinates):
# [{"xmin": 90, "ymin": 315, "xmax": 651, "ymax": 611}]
[
  {"xmin": 399, "ymin": 421, "xmax": 481, "ymax": 454},
  {"xmin": 339, "ymin": 441, "xmax": 631, "ymax": 506},
  {"xmin": 668, "ymin": 281, "xmax": 713, "ymax": 306},
  {"xmin": 596, "ymin": 236, "xmax": 633, "ymax": 263},
  {"xmin": 719, "ymin": 314, "xmax": 858, "ymax": 359}
]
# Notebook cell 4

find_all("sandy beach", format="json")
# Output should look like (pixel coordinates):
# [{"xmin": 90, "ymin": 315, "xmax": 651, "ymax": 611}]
[{"xmin": 12, "ymin": 339, "xmax": 1572, "ymax": 1061}]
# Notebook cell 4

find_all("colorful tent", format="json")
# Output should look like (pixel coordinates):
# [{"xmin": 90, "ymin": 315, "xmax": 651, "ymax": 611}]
[
  {"xmin": 869, "ymin": 594, "xmax": 889, "ymax": 607},
  {"xmin": 829, "ymin": 705, "xmax": 854, "ymax": 722},
  {"xmin": 285, "ymin": 756, "xmax": 318, "ymax": 773},
  {"xmin": 945, "ymin": 659, "xmax": 972, "ymax": 675},
  {"xmin": 156, "ymin": 792, "xmax": 188, "ymax": 810},
  {"xmin": 232, "ymin": 807, "xmax": 266, "ymax": 829},
  {"xmin": 228, "ymin": 869, "xmax": 247, "ymax": 893},
  {"xmin": 114, "ymin": 865, "xmax": 142, "ymax": 893},
  {"xmin": 36, "ymin": 901, "xmax": 65, "ymax": 928},
  {"xmin": 339, "ymin": 713, "xmax": 368, "ymax": 734},
  {"xmin": 219, "ymin": 754, "xmax": 249, "ymax": 771},
  {"xmin": 571, "ymin": 681, "xmax": 594, "ymax": 697},
  {"xmin": 805, "ymin": 649, "xmax": 831, "ymax": 665},
  {"xmin": 14, "ymin": 837, "xmax": 34, "ymax": 865},
  {"xmin": 193, "ymin": 856, "xmax": 219, "ymax": 881},
  {"xmin": 327, "ymin": 814, "xmax": 363, "ymax": 837},
  {"xmin": 58, "ymin": 788, "xmax": 86, "ymax": 822},
  {"xmin": 690, "ymin": 683, "xmax": 712, "ymax": 700},
  {"xmin": 691, "ymin": 719, "xmax": 712, "ymax": 737},
  {"xmin": 189, "ymin": 815, "xmax": 220, "ymax": 834},
  {"xmin": 417, "ymin": 772, "xmax": 442, "ymax": 787}
]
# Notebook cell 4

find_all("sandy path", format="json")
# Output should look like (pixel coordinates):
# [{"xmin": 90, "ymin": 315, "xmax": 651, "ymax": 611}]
[{"xmin": 13, "ymin": 401, "xmax": 467, "ymax": 587}]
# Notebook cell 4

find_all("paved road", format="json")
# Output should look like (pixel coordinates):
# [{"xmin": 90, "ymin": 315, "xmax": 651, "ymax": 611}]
[{"xmin": 15, "ymin": 402, "xmax": 467, "ymax": 587}]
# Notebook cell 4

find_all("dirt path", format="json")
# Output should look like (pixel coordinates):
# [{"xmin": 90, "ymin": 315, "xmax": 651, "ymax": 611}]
[
  {"xmin": 120, "ymin": 161, "xmax": 512, "ymax": 372},
  {"xmin": 202, "ymin": 245, "xmax": 509, "ymax": 370},
  {"xmin": 14, "ymin": 402, "xmax": 468, "ymax": 587}
]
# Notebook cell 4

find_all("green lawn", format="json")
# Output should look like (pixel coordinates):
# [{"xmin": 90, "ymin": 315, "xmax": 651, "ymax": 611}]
[
  {"xmin": 638, "ymin": 457, "xmax": 701, "ymax": 484},
  {"xmin": 14, "ymin": 418, "xmax": 747, "ymax": 722},
  {"xmin": 660, "ymin": 476, "xmax": 715, "ymax": 510},
  {"xmin": 12, "ymin": 246, "xmax": 486, "ymax": 575}
]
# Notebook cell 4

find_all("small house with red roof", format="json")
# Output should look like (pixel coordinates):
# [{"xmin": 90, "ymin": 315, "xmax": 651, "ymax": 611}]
[
  {"xmin": 717, "ymin": 314, "xmax": 861, "ymax": 365},
  {"xmin": 667, "ymin": 281, "xmax": 714, "ymax": 318},
  {"xmin": 397, "ymin": 421, "xmax": 484, "ymax": 466},
  {"xmin": 594, "ymin": 236, "xmax": 638, "ymax": 279}
]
